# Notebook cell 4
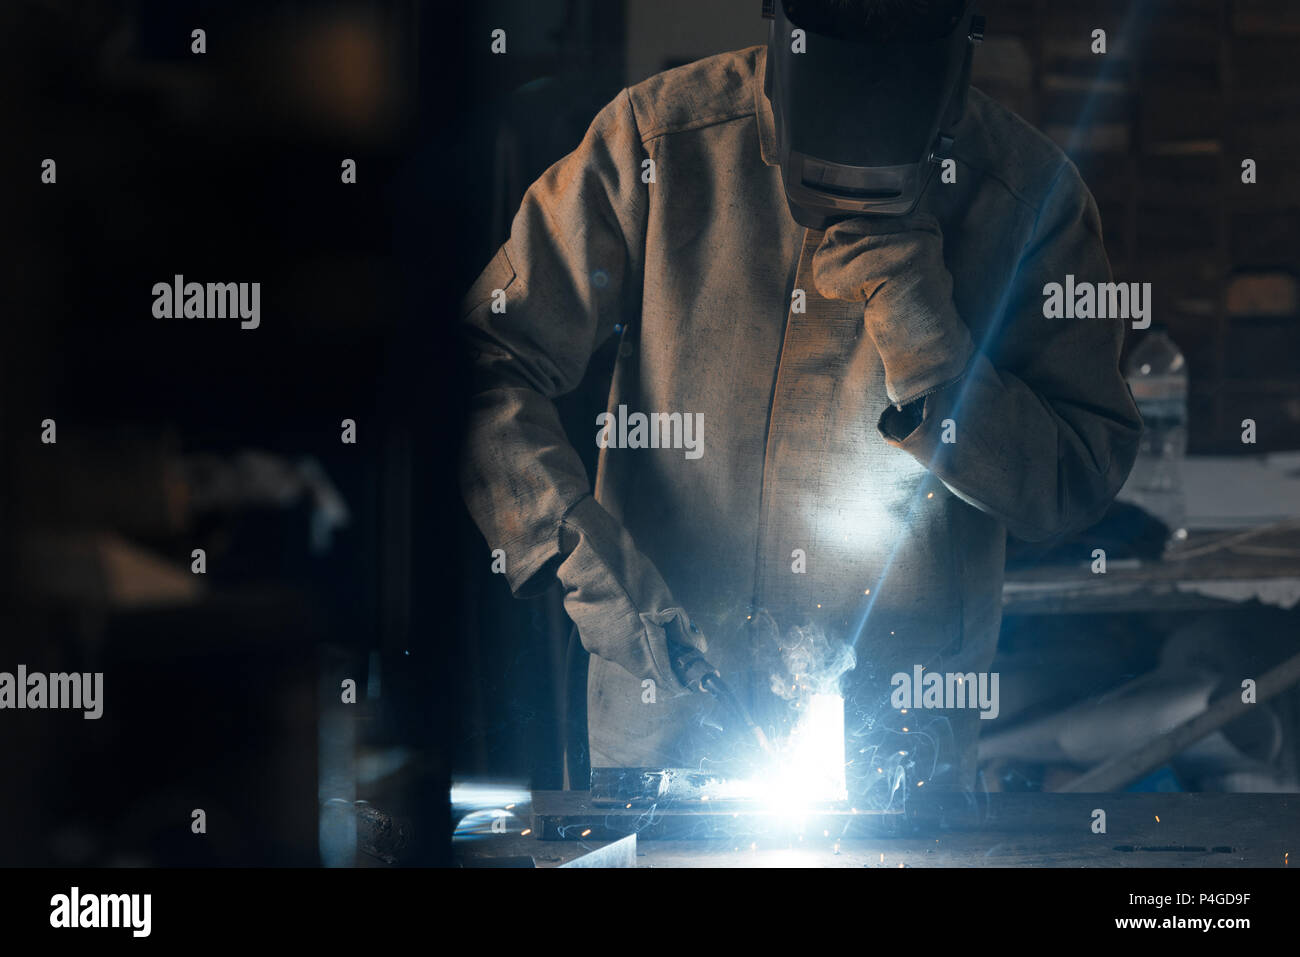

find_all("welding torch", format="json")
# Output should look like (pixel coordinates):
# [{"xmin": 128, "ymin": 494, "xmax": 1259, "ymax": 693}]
[{"xmin": 671, "ymin": 641, "xmax": 774, "ymax": 756}]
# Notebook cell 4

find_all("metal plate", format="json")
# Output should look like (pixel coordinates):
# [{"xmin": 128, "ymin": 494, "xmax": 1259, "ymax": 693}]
[{"xmin": 558, "ymin": 834, "xmax": 638, "ymax": 868}]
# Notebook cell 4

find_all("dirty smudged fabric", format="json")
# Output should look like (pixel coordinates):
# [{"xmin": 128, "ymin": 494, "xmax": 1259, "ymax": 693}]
[{"xmin": 458, "ymin": 46, "xmax": 1141, "ymax": 790}]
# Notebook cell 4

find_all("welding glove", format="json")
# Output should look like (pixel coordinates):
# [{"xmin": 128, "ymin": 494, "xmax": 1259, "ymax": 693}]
[
  {"xmin": 557, "ymin": 494, "xmax": 710, "ymax": 696},
  {"xmin": 812, "ymin": 213, "xmax": 975, "ymax": 410}
]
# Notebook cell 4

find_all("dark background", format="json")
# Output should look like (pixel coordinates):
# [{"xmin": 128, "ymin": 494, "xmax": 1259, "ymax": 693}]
[
  {"xmin": 2, "ymin": 0, "xmax": 478, "ymax": 866},
  {"xmin": 3, "ymin": 0, "xmax": 1299, "ymax": 866}
]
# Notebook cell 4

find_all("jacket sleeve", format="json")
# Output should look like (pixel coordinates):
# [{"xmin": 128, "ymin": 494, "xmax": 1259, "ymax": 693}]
[
  {"xmin": 879, "ymin": 161, "xmax": 1143, "ymax": 542},
  {"xmin": 458, "ymin": 90, "xmax": 702, "ymax": 693}
]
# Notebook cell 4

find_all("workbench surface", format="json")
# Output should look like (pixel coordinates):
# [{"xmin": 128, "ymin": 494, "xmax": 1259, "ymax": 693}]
[{"xmin": 455, "ymin": 792, "xmax": 1298, "ymax": 868}]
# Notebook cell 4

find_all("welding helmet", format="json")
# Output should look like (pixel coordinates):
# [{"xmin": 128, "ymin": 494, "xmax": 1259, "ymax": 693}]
[{"xmin": 762, "ymin": 0, "xmax": 985, "ymax": 227}]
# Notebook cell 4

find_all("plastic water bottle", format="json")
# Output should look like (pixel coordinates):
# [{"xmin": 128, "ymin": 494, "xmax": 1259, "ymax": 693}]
[{"xmin": 1123, "ymin": 324, "xmax": 1188, "ymax": 545}]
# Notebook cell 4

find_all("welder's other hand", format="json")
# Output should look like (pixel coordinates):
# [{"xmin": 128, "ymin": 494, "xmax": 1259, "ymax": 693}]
[{"xmin": 812, "ymin": 213, "xmax": 974, "ymax": 409}]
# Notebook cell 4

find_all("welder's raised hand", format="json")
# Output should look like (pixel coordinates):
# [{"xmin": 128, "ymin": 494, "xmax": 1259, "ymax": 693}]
[{"xmin": 812, "ymin": 213, "xmax": 975, "ymax": 409}]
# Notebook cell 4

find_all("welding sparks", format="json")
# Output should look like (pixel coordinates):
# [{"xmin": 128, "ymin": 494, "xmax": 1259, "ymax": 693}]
[
  {"xmin": 688, "ymin": 625, "xmax": 855, "ymax": 822},
  {"xmin": 700, "ymin": 693, "xmax": 848, "ymax": 817},
  {"xmin": 760, "ymin": 693, "xmax": 848, "ymax": 809},
  {"xmin": 580, "ymin": 828, "xmax": 592, "ymax": 838},
  {"xmin": 521, "ymin": 828, "xmax": 532, "ymax": 836}
]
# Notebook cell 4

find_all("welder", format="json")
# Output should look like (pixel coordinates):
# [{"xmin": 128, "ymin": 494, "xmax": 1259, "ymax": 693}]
[{"xmin": 459, "ymin": 0, "xmax": 1142, "ymax": 794}]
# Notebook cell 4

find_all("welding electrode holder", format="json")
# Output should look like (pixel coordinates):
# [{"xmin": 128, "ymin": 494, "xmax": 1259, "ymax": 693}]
[
  {"xmin": 669, "ymin": 636, "xmax": 774, "ymax": 755},
  {"xmin": 668, "ymin": 626, "xmax": 717, "ymax": 693},
  {"xmin": 703, "ymin": 672, "xmax": 775, "ymax": 755}
]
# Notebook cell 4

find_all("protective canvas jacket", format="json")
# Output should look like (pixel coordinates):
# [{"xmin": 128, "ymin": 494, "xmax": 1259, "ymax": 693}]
[{"xmin": 460, "ymin": 46, "xmax": 1141, "ymax": 791}]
